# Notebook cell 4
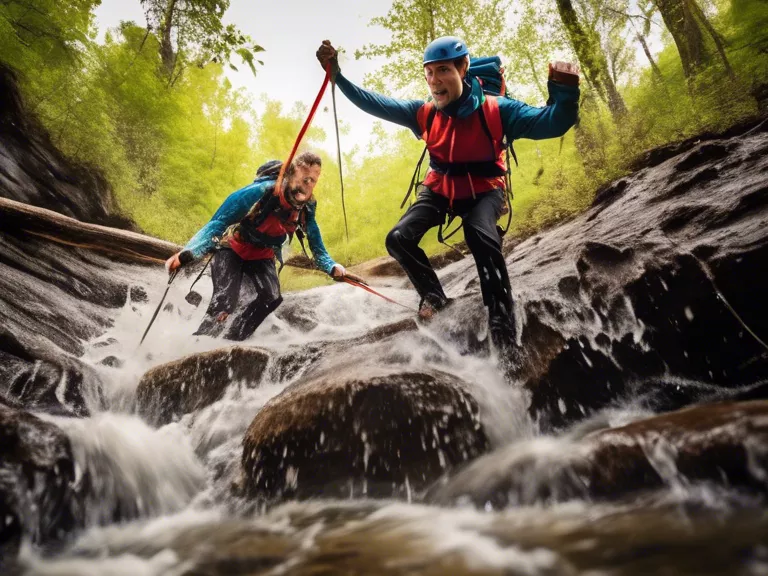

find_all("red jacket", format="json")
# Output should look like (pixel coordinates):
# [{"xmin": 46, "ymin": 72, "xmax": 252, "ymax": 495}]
[
  {"xmin": 230, "ymin": 211, "xmax": 292, "ymax": 260},
  {"xmin": 416, "ymin": 96, "xmax": 506, "ymax": 204}
]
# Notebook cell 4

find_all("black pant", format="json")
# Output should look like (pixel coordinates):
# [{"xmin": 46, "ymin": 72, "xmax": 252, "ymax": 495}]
[
  {"xmin": 194, "ymin": 249, "xmax": 282, "ymax": 341},
  {"xmin": 385, "ymin": 186, "xmax": 516, "ymax": 347}
]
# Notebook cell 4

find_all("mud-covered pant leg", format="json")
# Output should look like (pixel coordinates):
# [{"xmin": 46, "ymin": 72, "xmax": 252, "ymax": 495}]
[
  {"xmin": 385, "ymin": 186, "xmax": 448, "ymax": 301},
  {"xmin": 459, "ymin": 188, "xmax": 516, "ymax": 349},
  {"xmin": 224, "ymin": 258, "xmax": 282, "ymax": 341},
  {"xmin": 194, "ymin": 249, "xmax": 243, "ymax": 337}
]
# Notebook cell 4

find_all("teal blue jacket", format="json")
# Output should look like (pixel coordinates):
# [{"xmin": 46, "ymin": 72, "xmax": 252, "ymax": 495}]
[{"xmin": 334, "ymin": 72, "xmax": 579, "ymax": 142}]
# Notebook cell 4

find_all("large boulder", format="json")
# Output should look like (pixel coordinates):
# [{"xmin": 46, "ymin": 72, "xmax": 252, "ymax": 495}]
[
  {"xmin": 0, "ymin": 402, "xmax": 77, "ymax": 558},
  {"xmin": 0, "ymin": 226, "xmax": 162, "ymax": 416},
  {"xmin": 428, "ymin": 400, "xmax": 768, "ymax": 509},
  {"xmin": 486, "ymin": 118, "xmax": 768, "ymax": 429},
  {"xmin": 241, "ymin": 367, "xmax": 489, "ymax": 501},
  {"xmin": 0, "ymin": 198, "xmax": 180, "ymax": 416},
  {"xmin": 136, "ymin": 346, "xmax": 271, "ymax": 427}
]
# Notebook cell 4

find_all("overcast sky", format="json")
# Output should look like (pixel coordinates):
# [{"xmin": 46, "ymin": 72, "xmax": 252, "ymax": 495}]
[{"xmin": 94, "ymin": 0, "xmax": 399, "ymax": 154}]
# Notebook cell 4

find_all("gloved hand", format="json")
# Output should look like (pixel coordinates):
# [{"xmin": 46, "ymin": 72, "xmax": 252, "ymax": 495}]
[
  {"xmin": 331, "ymin": 264, "xmax": 368, "ymax": 285},
  {"xmin": 548, "ymin": 61, "xmax": 580, "ymax": 86},
  {"xmin": 165, "ymin": 250, "xmax": 194, "ymax": 274},
  {"xmin": 316, "ymin": 40, "xmax": 340, "ymax": 80}
]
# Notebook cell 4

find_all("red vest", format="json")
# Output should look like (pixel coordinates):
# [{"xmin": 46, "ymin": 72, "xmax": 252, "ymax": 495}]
[
  {"xmin": 230, "ymin": 212, "xmax": 294, "ymax": 260},
  {"xmin": 416, "ymin": 96, "xmax": 506, "ymax": 204},
  {"xmin": 230, "ymin": 189, "xmax": 306, "ymax": 261}
]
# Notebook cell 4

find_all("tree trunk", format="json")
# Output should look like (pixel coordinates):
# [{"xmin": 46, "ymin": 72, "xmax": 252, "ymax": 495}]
[
  {"xmin": 637, "ymin": 33, "xmax": 664, "ymax": 81},
  {"xmin": 652, "ymin": 0, "xmax": 711, "ymax": 79},
  {"xmin": 555, "ymin": 0, "xmax": 627, "ymax": 119},
  {"xmin": 690, "ymin": 0, "xmax": 735, "ymax": 78},
  {"xmin": 525, "ymin": 50, "xmax": 547, "ymax": 100},
  {"xmin": 0, "ymin": 197, "xmax": 179, "ymax": 263},
  {"xmin": 427, "ymin": 0, "xmax": 436, "ymax": 42},
  {"xmin": 159, "ymin": 0, "xmax": 178, "ymax": 76}
]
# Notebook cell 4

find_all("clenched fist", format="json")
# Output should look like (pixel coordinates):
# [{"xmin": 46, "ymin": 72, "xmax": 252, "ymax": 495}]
[
  {"xmin": 316, "ymin": 40, "xmax": 340, "ymax": 79},
  {"xmin": 548, "ymin": 61, "xmax": 580, "ymax": 86}
]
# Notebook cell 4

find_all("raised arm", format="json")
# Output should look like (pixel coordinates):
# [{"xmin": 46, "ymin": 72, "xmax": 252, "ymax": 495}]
[
  {"xmin": 317, "ymin": 40, "xmax": 424, "ymax": 134},
  {"xmin": 335, "ymin": 73, "xmax": 424, "ymax": 134},
  {"xmin": 500, "ymin": 81, "xmax": 580, "ymax": 142},
  {"xmin": 500, "ymin": 61, "xmax": 581, "ymax": 142}
]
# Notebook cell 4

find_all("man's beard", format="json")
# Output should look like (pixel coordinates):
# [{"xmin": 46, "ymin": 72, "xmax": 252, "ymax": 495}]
[{"xmin": 284, "ymin": 185, "xmax": 308, "ymax": 209}]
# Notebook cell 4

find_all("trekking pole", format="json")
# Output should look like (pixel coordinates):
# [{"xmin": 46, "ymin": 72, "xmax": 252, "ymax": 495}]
[
  {"xmin": 139, "ymin": 269, "xmax": 179, "ymax": 347},
  {"xmin": 342, "ymin": 277, "xmax": 417, "ymax": 312},
  {"xmin": 329, "ymin": 64, "xmax": 350, "ymax": 245}
]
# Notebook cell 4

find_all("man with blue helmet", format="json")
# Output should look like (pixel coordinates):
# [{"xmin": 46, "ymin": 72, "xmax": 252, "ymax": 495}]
[{"xmin": 317, "ymin": 36, "xmax": 580, "ymax": 365}]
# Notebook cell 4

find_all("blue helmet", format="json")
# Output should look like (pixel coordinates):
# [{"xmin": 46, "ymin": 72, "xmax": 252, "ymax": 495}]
[{"xmin": 423, "ymin": 36, "xmax": 469, "ymax": 65}]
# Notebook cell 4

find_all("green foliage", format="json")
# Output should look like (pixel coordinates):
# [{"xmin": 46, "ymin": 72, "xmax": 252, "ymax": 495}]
[
  {"xmin": 1, "ymin": 0, "xmax": 766, "ymax": 294},
  {"xmin": 140, "ymin": 0, "xmax": 262, "ymax": 81},
  {"xmin": 503, "ymin": 0, "xmax": 567, "ymax": 101},
  {"xmin": 355, "ymin": 0, "xmax": 512, "ymax": 95}
]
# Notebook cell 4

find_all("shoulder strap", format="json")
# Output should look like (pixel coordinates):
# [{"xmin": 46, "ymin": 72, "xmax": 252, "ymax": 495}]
[
  {"xmin": 426, "ymin": 105, "xmax": 437, "ymax": 140},
  {"xmin": 477, "ymin": 96, "xmax": 502, "ymax": 158},
  {"xmin": 417, "ymin": 102, "xmax": 438, "ymax": 142},
  {"xmin": 482, "ymin": 96, "xmax": 503, "ymax": 142},
  {"xmin": 243, "ymin": 182, "xmax": 277, "ymax": 223}
]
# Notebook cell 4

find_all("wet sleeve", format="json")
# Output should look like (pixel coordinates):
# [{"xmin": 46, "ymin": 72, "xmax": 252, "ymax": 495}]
[
  {"xmin": 184, "ymin": 182, "xmax": 267, "ymax": 259},
  {"xmin": 499, "ymin": 80, "xmax": 580, "ymax": 141},
  {"xmin": 335, "ymin": 72, "xmax": 424, "ymax": 135},
  {"xmin": 303, "ymin": 202, "xmax": 337, "ymax": 275}
]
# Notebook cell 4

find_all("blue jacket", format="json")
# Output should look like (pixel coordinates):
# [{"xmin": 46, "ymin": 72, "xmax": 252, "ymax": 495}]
[
  {"xmin": 183, "ymin": 176, "xmax": 338, "ymax": 275},
  {"xmin": 334, "ymin": 72, "xmax": 579, "ymax": 142}
]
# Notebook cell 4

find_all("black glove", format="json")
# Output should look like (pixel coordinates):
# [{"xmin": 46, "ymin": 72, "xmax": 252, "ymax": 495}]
[
  {"xmin": 179, "ymin": 250, "xmax": 195, "ymax": 266},
  {"xmin": 316, "ymin": 40, "xmax": 340, "ymax": 80}
]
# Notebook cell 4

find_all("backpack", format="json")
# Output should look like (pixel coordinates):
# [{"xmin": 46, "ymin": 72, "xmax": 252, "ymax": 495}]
[{"xmin": 403, "ymin": 56, "xmax": 517, "ymax": 247}]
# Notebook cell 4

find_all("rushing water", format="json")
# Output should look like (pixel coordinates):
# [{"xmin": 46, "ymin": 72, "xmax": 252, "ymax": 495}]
[{"xmin": 11, "ymin": 261, "xmax": 768, "ymax": 576}]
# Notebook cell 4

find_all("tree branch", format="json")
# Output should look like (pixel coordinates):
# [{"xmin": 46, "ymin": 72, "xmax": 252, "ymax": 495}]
[{"xmin": 603, "ymin": 6, "xmax": 661, "ymax": 28}]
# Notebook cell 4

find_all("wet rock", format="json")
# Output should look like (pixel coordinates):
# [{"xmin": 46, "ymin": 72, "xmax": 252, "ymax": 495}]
[
  {"xmin": 137, "ymin": 346, "xmax": 271, "ymax": 427},
  {"xmin": 0, "ymin": 64, "xmax": 130, "ymax": 228},
  {"xmin": 98, "ymin": 355, "xmax": 124, "ymax": 369},
  {"xmin": 591, "ymin": 178, "xmax": 629, "ymax": 209},
  {"xmin": 0, "ymin": 209, "xmax": 163, "ymax": 418},
  {"xmin": 92, "ymin": 337, "xmax": 118, "ymax": 349},
  {"xmin": 674, "ymin": 142, "xmax": 732, "ymax": 172},
  {"xmin": 0, "ymin": 342, "xmax": 101, "ymax": 417},
  {"xmin": 0, "ymin": 401, "xmax": 77, "ymax": 553},
  {"xmin": 242, "ymin": 368, "xmax": 489, "ymax": 502},
  {"xmin": 129, "ymin": 285, "xmax": 149, "ymax": 303},
  {"xmin": 267, "ymin": 343, "xmax": 325, "ymax": 384},
  {"xmin": 428, "ymin": 400, "xmax": 768, "ymax": 509},
  {"xmin": 273, "ymin": 295, "xmax": 322, "ymax": 332},
  {"xmin": 496, "ymin": 119, "xmax": 768, "ymax": 430}
]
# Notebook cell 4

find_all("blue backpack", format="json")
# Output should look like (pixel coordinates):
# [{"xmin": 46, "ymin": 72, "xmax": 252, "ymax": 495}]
[{"xmin": 467, "ymin": 56, "xmax": 508, "ymax": 97}]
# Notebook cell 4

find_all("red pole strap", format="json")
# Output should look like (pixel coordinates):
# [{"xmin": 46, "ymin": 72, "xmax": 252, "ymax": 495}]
[
  {"xmin": 275, "ymin": 65, "xmax": 332, "ymax": 194},
  {"xmin": 343, "ymin": 277, "xmax": 417, "ymax": 312}
]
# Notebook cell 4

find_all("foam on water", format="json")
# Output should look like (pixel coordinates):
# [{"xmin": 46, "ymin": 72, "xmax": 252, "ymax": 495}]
[{"xmin": 38, "ymin": 412, "xmax": 206, "ymax": 526}]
